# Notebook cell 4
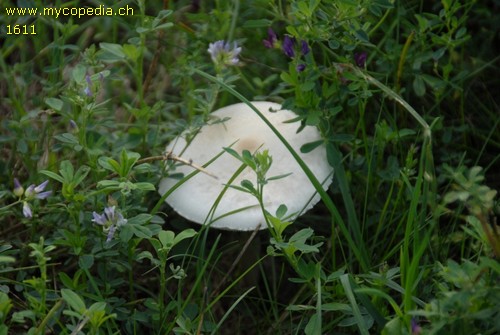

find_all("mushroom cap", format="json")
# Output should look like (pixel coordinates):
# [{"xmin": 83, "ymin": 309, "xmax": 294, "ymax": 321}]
[{"xmin": 159, "ymin": 101, "xmax": 333, "ymax": 231}]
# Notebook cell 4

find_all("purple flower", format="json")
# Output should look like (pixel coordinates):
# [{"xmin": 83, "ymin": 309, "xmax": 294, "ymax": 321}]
[
  {"xmin": 22, "ymin": 201, "xmax": 32, "ymax": 218},
  {"xmin": 411, "ymin": 318, "xmax": 422, "ymax": 335},
  {"xmin": 106, "ymin": 225, "xmax": 117, "ymax": 243},
  {"xmin": 296, "ymin": 64, "xmax": 306, "ymax": 72},
  {"xmin": 34, "ymin": 180, "xmax": 48, "ymax": 193},
  {"xmin": 13, "ymin": 179, "xmax": 51, "ymax": 218},
  {"xmin": 92, "ymin": 211, "xmax": 107, "ymax": 225},
  {"xmin": 23, "ymin": 180, "xmax": 52, "ymax": 200},
  {"xmin": 263, "ymin": 28, "xmax": 278, "ymax": 49},
  {"xmin": 207, "ymin": 40, "xmax": 242, "ymax": 68},
  {"xmin": 92, "ymin": 206, "xmax": 127, "ymax": 242},
  {"xmin": 282, "ymin": 35, "xmax": 295, "ymax": 57},
  {"xmin": 84, "ymin": 74, "xmax": 92, "ymax": 97},
  {"xmin": 301, "ymin": 40, "xmax": 310, "ymax": 55},
  {"xmin": 282, "ymin": 36, "xmax": 310, "ymax": 58},
  {"xmin": 354, "ymin": 52, "xmax": 367, "ymax": 67},
  {"xmin": 33, "ymin": 180, "xmax": 52, "ymax": 199},
  {"xmin": 24, "ymin": 184, "xmax": 35, "ymax": 198},
  {"xmin": 69, "ymin": 120, "xmax": 78, "ymax": 130},
  {"xmin": 13, "ymin": 178, "xmax": 24, "ymax": 197}
]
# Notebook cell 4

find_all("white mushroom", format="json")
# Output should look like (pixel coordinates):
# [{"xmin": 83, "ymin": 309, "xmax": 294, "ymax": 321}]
[{"xmin": 159, "ymin": 101, "xmax": 333, "ymax": 231}]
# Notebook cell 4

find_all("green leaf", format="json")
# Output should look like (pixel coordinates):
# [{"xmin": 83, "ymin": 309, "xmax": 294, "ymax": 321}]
[
  {"xmin": 127, "ymin": 214, "xmax": 152, "ymax": 226},
  {"xmin": 59, "ymin": 160, "xmax": 75, "ymax": 183},
  {"xmin": 306, "ymin": 111, "xmax": 320, "ymax": 126},
  {"xmin": 119, "ymin": 149, "xmax": 140, "ymax": 177},
  {"xmin": 240, "ymin": 179, "xmax": 256, "ymax": 193},
  {"xmin": 331, "ymin": 134, "xmax": 355, "ymax": 142},
  {"xmin": 378, "ymin": 156, "xmax": 400, "ymax": 181},
  {"xmin": 304, "ymin": 313, "xmax": 321, "ymax": 335},
  {"xmin": 172, "ymin": 228, "xmax": 197, "ymax": 247},
  {"xmin": 266, "ymin": 214, "xmax": 292, "ymax": 237},
  {"xmin": 97, "ymin": 180, "xmax": 121, "ymax": 189},
  {"xmin": 122, "ymin": 44, "xmax": 139, "ymax": 62},
  {"xmin": 0, "ymin": 256, "xmax": 15, "ymax": 264},
  {"xmin": 223, "ymin": 147, "xmax": 241, "ymax": 161},
  {"xmin": 73, "ymin": 165, "xmax": 90, "ymax": 187},
  {"xmin": 39, "ymin": 170, "xmax": 65, "ymax": 183},
  {"xmin": 289, "ymin": 228, "xmax": 314, "ymax": 243},
  {"xmin": 152, "ymin": 9, "xmax": 173, "ymax": 27},
  {"xmin": 381, "ymin": 317, "xmax": 404, "ymax": 335},
  {"xmin": 159, "ymin": 230, "xmax": 175, "ymax": 249},
  {"xmin": 98, "ymin": 156, "xmax": 120, "ymax": 174},
  {"xmin": 71, "ymin": 64, "xmax": 86, "ymax": 83},
  {"xmin": 340, "ymin": 274, "xmax": 369, "ymax": 335},
  {"xmin": 328, "ymin": 40, "xmax": 340, "ymax": 49},
  {"xmin": 276, "ymin": 204, "xmax": 288, "ymax": 218},
  {"xmin": 413, "ymin": 75, "xmax": 426, "ymax": 97},
  {"xmin": 302, "ymin": 81, "xmax": 315, "ymax": 91},
  {"xmin": 121, "ymin": 223, "xmax": 152, "ymax": 240},
  {"xmin": 45, "ymin": 98, "xmax": 63, "ymax": 111},
  {"xmin": 421, "ymin": 74, "xmax": 446, "ymax": 91},
  {"xmin": 54, "ymin": 133, "xmax": 79, "ymax": 145},
  {"xmin": 99, "ymin": 42, "xmax": 125, "ymax": 62},
  {"xmin": 322, "ymin": 302, "xmax": 351, "ymax": 312},
  {"xmin": 61, "ymin": 289, "xmax": 86, "ymax": 314},
  {"xmin": 227, "ymin": 185, "xmax": 252, "ymax": 194},
  {"xmin": 267, "ymin": 172, "xmax": 292, "ymax": 181},
  {"xmin": 281, "ymin": 72, "xmax": 296, "ymax": 85},
  {"xmin": 354, "ymin": 29, "xmax": 369, "ymax": 43},
  {"xmin": 154, "ymin": 22, "xmax": 174, "ymax": 31},
  {"xmin": 136, "ymin": 26, "xmax": 151, "ymax": 34},
  {"xmin": 296, "ymin": 260, "xmax": 316, "ymax": 281},
  {"xmin": 78, "ymin": 254, "xmax": 94, "ymax": 270},
  {"xmin": 133, "ymin": 182, "xmax": 156, "ymax": 191},
  {"xmin": 87, "ymin": 301, "xmax": 106, "ymax": 312},
  {"xmin": 300, "ymin": 140, "xmax": 324, "ymax": 153}
]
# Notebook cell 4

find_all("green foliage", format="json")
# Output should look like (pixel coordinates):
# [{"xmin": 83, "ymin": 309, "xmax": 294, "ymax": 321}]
[{"xmin": 412, "ymin": 257, "xmax": 500, "ymax": 334}]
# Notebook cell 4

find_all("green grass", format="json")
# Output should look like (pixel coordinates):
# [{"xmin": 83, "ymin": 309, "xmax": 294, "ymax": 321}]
[{"xmin": 1, "ymin": 0, "xmax": 499, "ymax": 334}]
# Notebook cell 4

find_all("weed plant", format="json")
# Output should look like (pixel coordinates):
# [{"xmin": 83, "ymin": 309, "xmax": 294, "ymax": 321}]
[{"xmin": 0, "ymin": 0, "xmax": 499, "ymax": 334}]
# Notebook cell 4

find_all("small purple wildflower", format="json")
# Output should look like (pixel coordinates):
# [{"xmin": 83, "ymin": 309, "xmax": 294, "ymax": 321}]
[
  {"xmin": 106, "ymin": 225, "xmax": 117, "ymax": 243},
  {"xmin": 23, "ymin": 180, "xmax": 52, "ymax": 200},
  {"xmin": 28, "ymin": 180, "xmax": 52, "ymax": 200},
  {"xmin": 69, "ymin": 120, "xmax": 78, "ymax": 131},
  {"xmin": 207, "ymin": 40, "xmax": 242, "ymax": 68},
  {"xmin": 263, "ymin": 28, "xmax": 279, "ymax": 49},
  {"xmin": 354, "ymin": 52, "xmax": 367, "ymax": 68},
  {"xmin": 92, "ymin": 211, "xmax": 107, "ymax": 225},
  {"xmin": 24, "ymin": 184, "xmax": 35, "ymax": 198},
  {"xmin": 84, "ymin": 74, "xmax": 92, "ymax": 97},
  {"xmin": 301, "ymin": 40, "xmax": 310, "ymax": 55},
  {"xmin": 34, "ymin": 180, "xmax": 48, "ymax": 193},
  {"xmin": 296, "ymin": 64, "xmax": 306, "ymax": 72},
  {"xmin": 92, "ymin": 206, "xmax": 127, "ymax": 242},
  {"xmin": 411, "ymin": 318, "xmax": 422, "ymax": 335},
  {"xmin": 13, "ymin": 178, "xmax": 24, "ymax": 197},
  {"xmin": 282, "ymin": 35, "xmax": 295, "ymax": 58},
  {"xmin": 13, "ymin": 179, "xmax": 52, "ymax": 218},
  {"xmin": 22, "ymin": 201, "xmax": 32, "ymax": 218}
]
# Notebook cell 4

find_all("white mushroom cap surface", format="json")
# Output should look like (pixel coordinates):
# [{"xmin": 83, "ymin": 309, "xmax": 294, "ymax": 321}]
[{"xmin": 159, "ymin": 101, "xmax": 333, "ymax": 231}]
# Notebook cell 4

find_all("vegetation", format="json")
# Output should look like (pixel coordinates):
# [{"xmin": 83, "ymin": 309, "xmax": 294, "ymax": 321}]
[{"xmin": 1, "ymin": 0, "xmax": 498, "ymax": 334}]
